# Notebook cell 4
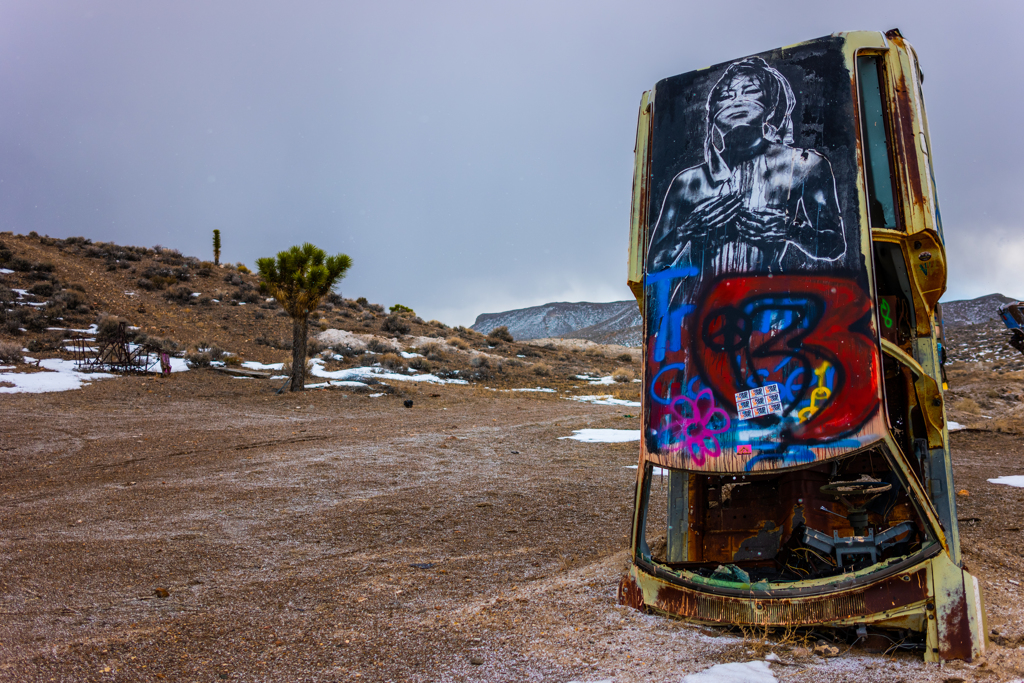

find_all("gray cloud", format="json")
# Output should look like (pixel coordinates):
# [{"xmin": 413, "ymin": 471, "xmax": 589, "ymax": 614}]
[{"xmin": 0, "ymin": 1, "xmax": 1020, "ymax": 324}]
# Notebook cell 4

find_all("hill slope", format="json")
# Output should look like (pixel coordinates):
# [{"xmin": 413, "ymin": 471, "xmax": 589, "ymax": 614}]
[{"xmin": 471, "ymin": 300, "xmax": 641, "ymax": 345}]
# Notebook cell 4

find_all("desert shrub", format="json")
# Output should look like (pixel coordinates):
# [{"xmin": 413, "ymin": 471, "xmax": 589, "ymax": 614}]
[
  {"xmin": 225, "ymin": 272, "xmax": 243, "ymax": 286},
  {"xmin": 504, "ymin": 358, "xmax": 524, "ymax": 368},
  {"xmin": 360, "ymin": 311, "xmax": 375, "ymax": 321},
  {"xmin": 307, "ymin": 337, "xmax": 327, "ymax": 357},
  {"xmin": 956, "ymin": 398, "xmax": 981, "ymax": 414},
  {"xmin": 0, "ymin": 248, "xmax": 12, "ymax": 264},
  {"xmin": 224, "ymin": 355, "xmax": 242, "ymax": 367},
  {"xmin": 428, "ymin": 319, "xmax": 448, "ymax": 329},
  {"xmin": 151, "ymin": 275, "xmax": 177, "ymax": 289},
  {"xmin": 3, "ymin": 319, "xmax": 21, "ymax": 335},
  {"xmin": 135, "ymin": 277, "xmax": 154, "ymax": 291},
  {"xmin": 197, "ymin": 294, "xmax": 214, "ymax": 306},
  {"xmin": 487, "ymin": 325, "xmax": 514, "ymax": 343},
  {"xmin": 53, "ymin": 289, "xmax": 87, "ymax": 313},
  {"xmin": 389, "ymin": 303, "xmax": 414, "ymax": 314},
  {"xmin": 0, "ymin": 341, "xmax": 23, "ymax": 363},
  {"xmin": 449, "ymin": 338, "xmax": 469, "ymax": 351},
  {"xmin": 543, "ymin": 342, "xmax": 556, "ymax": 350},
  {"xmin": 20, "ymin": 308, "xmax": 46, "ymax": 332},
  {"xmin": 28, "ymin": 282, "xmax": 55, "ymax": 297},
  {"xmin": 532, "ymin": 363, "xmax": 552, "ymax": 377},
  {"xmin": 409, "ymin": 357, "xmax": 431, "ymax": 372},
  {"xmin": 11, "ymin": 257, "xmax": 33, "ymax": 272},
  {"xmin": 96, "ymin": 315, "xmax": 124, "ymax": 341},
  {"xmin": 235, "ymin": 288, "xmax": 261, "ymax": 304},
  {"xmin": 381, "ymin": 314, "xmax": 411, "ymax": 335},
  {"xmin": 379, "ymin": 353, "xmax": 406, "ymax": 371},
  {"xmin": 235, "ymin": 263, "xmax": 250, "ymax": 274},
  {"xmin": 186, "ymin": 351, "xmax": 212, "ymax": 368},
  {"xmin": 470, "ymin": 355, "xmax": 489, "ymax": 369},
  {"xmin": 420, "ymin": 342, "xmax": 447, "ymax": 361},
  {"xmin": 367, "ymin": 338, "xmax": 397, "ymax": 354},
  {"xmin": 612, "ymin": 367, "xmax": 635, "ymax": 383},
  {"xmin": 164, "ymin": 285, "xmax": 193, "ymax": 304},
  {"xmin": 33, "ymin": 261, "xmax": 55, "ymax": 273},
  {"xmin": 520, "ymin": 347, "xmax": 541, "ymax": 357},
  {"xmin": 356, "ymin": 296, "xmax": 369, "ymax": 306},
  {"xmin": 617, "ymin": 353, "xmax": 633, "ymax": 363},
  {"xmin": 368, "ymin": 303, "xmax": 384, "ymax": 313}
]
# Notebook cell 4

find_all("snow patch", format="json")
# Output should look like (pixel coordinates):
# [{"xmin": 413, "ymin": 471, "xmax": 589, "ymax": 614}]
[
  {"xmin": 0, "ymin": 358, "xmax": 115, "ymax": 394},
  {"xmin": 242, "ymin": 361, "xmax": 285, "ymax": 371},
  {"xmin": 568, "ymin": 394, "xmax": 641, "ymax": 407},
  {"xmin": 947, "ymin": 421, "xmax": 966, "ymax": 432},
  {"xmin": 681, "ymin": 660, "xmax": 776, "ymax": 683},
  {"xmin": 560, "ymin": 429, "xmax": 640, "ymax": 443},
  {"xmin": 988, "ymin": 476, "xmax": 1024, "ymax": 488}
]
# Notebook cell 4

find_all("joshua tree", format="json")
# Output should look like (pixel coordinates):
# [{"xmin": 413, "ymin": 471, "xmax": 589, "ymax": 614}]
[
  {"xmin": 256, "ymin": 243, "xmax": 351, "ymax": 391},
  {"xmin": 212, "ymin": 229, "xmax": 221, "ymax": 265}
]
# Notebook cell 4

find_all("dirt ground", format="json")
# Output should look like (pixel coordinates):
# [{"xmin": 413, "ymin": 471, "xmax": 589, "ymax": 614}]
[{"xmin": 2, "ymin": 367, "xmax": 1024, "ymax": 683}]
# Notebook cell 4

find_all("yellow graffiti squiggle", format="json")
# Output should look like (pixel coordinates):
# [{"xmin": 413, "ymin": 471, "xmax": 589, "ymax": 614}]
[{"xmin": 797, "ymin": 361, "xmax": 832, "ymax": 423}]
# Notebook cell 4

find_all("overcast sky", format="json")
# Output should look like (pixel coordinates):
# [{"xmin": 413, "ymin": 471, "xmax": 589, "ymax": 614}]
[{"xmin": 1, "ymin": 1, "xmax": 1020, "ymax": 325}]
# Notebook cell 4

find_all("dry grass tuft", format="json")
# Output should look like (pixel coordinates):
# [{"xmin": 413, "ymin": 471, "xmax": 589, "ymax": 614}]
[
  {"xmin": 612, "ymin": 367, "xmax": 635, "ymax": 383},
  {"xmin": 532, "ymin": 363, "xmax": 552, "ymax": 377}
]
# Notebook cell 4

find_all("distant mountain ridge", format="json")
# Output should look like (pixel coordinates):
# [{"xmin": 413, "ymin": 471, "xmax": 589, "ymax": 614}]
[
  {"xmin": 940, "ymin": 293, "xmax": 1018, "ymax": 328},
  {"xmin": 471, "ymin": 300, "xmax": 642, "ymax": 346}
]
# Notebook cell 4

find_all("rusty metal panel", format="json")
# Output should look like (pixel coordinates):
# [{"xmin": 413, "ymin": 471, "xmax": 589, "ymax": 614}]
[{"xmin": 627, "ymin": 90, "xmax": 653, "ymax": 310}]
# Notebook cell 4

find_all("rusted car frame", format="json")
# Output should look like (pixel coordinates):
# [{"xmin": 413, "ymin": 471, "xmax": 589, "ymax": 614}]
[{"xmin": 622, "ymin": 30, "xmax": 986, "ymax": 661}]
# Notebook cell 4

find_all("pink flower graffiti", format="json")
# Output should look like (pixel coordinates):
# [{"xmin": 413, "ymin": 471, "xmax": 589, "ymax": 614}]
[{"xmin": 668, "ymin": 388, "xmax": 730, "ymax": 465}]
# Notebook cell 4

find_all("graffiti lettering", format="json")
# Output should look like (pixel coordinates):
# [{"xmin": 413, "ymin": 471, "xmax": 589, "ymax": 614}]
[{"xmin": 691, "ymin": 275, "xmax": 878, "ymax": 444}]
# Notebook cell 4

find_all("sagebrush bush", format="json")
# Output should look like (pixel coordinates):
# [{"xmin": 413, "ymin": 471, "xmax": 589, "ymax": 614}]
[
  {"xmin": 381, "ymin": 314, "xmax": 410, "ymax": 335},
  {"xmin": 532, "ymin": 363, "xmax": 552, "ymax": 377},
  {"xmin": 28, "ymin": 282, "xmax": 55, "ymax": 297},
  {"xmin": 612, "ymin": 367, "xmax": 635, "ymax": 383},
  {"xmin": 186, "ymin": 351, "xmax": 212, "ymax": 368},
  {"xmin": 420, "ymin": 342, "xmax": 447, "ymax": 361},
  {"xmin": 487, "ymin": 325, "xmax": 514, "ymax": 343},
  {"xmin": 470, "ymin": 355, "xmax": 489, "ymax": 369},
  {"xmin": 380, "ymin": 353, "xmax": 406, "ymax": 371},
  {"xmin": 617, "ymin": 353, "xmax": 633, "ymax": 363},
  {"xmin": 367, "ymin": 338, "xmax": 397, "ymax": 354},
  {"xmin": 0, "ymin": 341, "xmax": 23, "ymax": 363},
  {"xmin": 409, "ymin": 357, "xmax": 431, "ymax": 372},
  {"xmin": 449, "ymin": 338, "xmax": 469, "ymax": 351},
  {"xmin": 164, "ymin": 285, "xmax": 193, "ymax": 304}
]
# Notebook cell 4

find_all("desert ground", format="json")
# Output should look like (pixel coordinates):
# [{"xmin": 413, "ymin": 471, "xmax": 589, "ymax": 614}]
[{"xmin": 2, "ymin": 363, "xmax": 1024, "ymax": 683}]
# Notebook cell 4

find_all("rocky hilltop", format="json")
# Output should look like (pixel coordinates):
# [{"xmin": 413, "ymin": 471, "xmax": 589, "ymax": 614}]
[{"xmin": 472, "ymin": 299, "xmax": 641, "ymax": 346}]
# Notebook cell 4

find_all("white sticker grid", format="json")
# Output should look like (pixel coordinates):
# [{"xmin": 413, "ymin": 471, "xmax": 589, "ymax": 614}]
[{"xmin": 735, "ymin": 383, "xmax": 783, "ymax": 420}]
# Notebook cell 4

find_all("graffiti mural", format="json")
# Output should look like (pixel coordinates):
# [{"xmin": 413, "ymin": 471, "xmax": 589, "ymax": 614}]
[{"xmin": 643, "ymin": 41, "xmax": 883, "ymax": 473}]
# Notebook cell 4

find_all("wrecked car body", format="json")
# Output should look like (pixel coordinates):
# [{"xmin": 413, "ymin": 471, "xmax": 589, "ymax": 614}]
[
  {"xmin": 998, "ymin": 301, "xmax": 1024, "ymax": 355},
  {"xmin": 622, "ymin": 30, "xmax": 987, "ymax": 661}
]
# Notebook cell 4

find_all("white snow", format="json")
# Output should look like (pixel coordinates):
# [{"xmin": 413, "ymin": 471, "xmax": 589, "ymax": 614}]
[
  {"xmin": 308, "ymin": 360, "xmax": 467, "ymax": 385},
  {"xmin": 568, "ymin": 394, "xmax": 641, "ymax": 407},
  {"xmin": 508, "ymin": 387, "xmax": 556, "ymax": 393},
  {"xmin": 560, "ymin": 429, "xmax": 640, "ymax": 443},
  {"xmin": 400, "ymin": 351, "xmax": 422, "ymax": 359},
  {"xmin": 947, "ymin": 421, "xmax": 966, "ymax": 432},
  {"xmin": 681, "ymin": 660, "xmax": 776, "ymax": 683},
  {"xmin": 0, "ymin": 358, "xmax": 115, "ymax": 394},
  {"xmin": 988, "ymin": 476, "xmax": 1024, "ymax": 488},
  {"xmin": 0, "ymin": 267, "xmax": 14, "ymax": 274},
  {"xmin": 369, "ymin": 392, "xmax": 385, "ymax": 397},
  {"xmin": 242, "ymin": 361, "xmax": 286, "ymax": 371}
]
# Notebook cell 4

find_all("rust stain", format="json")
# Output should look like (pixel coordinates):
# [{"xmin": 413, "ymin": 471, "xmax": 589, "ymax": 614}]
[
  {"xmin": 651, "ymin": 569, "xmax": 927, "ymax": 627},
  {"xmin": 893, "ymin": 72, "xmax": 925, "ymax": 208},
  {"xmin": 618, "ymin": 573, "xmax": 646, "ymax": 611},
  {"xmin": 938, "ymin": 585, "xmax": 974, "ymax": 660}
]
